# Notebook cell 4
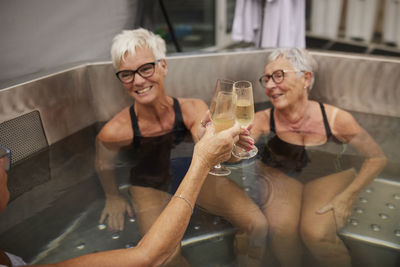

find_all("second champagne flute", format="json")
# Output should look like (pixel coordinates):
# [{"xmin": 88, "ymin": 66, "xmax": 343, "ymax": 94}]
[
  {"xmin": 232, "ymin": 80, "xmax": 258, "ymax": 159},
  {"xmin": 209, "ymin": 90, "xmax": 237, "ymax": 176}
]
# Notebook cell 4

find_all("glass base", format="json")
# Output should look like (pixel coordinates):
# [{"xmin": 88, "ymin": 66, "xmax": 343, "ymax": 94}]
[
  {"xmin": 232, "ymin": 145, "xmax": 258, "ymax": 160},
  {"xmin": 209, "ymin": 164, "xmax": 231, "ymax": 176}
]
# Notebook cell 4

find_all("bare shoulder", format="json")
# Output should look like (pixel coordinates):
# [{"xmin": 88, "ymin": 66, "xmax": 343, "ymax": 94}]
[
  {"xmin": 97, "ymin": 107, "xmax": 133, "ymax": 147},
  {"xmin": 178, "ymin": 98, "xmax": 208, "ymax": 112},
  {"xmin": 253, "ymin": 108, "xmax": 271, "ymax": 139},
  {"xmin": 177, "ymin": 97, "xmax": 208, "ymax": 140},
  {"xmin": 255, "ymin": 108, "xmax": 270, "ymax": 121},
  {"xmin": 177, "ymin": 97, "xmax": 208, "ymax": 121},
  {"xmin": 323, "ymin": 103, "xmax": 362, "ymax": 140}
]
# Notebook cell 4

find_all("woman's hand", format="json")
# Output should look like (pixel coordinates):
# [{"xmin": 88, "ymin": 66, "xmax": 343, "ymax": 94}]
[
  {"xmin": 235, "ymin": 124, "xmax": 255, "ymax": 151},
  {"xmin": 99, "ymin": 195, "xmax": 133, "ymax": 232},
  {"xmin": 197, "ymin": 110, "xmax": 211, "ymax": 141},
  {"xmin": 194, "ymin": 121, "xmax": 241, "ymax": 169},
  {"xmin": 317, "ymin": 191, "xmax": 356, "ymax": 231}
]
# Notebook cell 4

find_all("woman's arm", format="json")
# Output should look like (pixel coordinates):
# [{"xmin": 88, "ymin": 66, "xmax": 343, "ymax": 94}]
[
  {"xmin": 31, "ymin": 122, "xmax": 240, "ymax": 267},
  {"xmin": 95, "ymin": 110, "xmax": 137, "ymax": 231},
  {"xmin": 95, "ymin": 137, "xmax": 133, "ymax": 232},
  {"xmin": 331, "ymin": 108, "xmax": 387, "ymax": 198},
  {"xmin": 317, "ymin": 108, "xmax": 387, "ymax": 228}
]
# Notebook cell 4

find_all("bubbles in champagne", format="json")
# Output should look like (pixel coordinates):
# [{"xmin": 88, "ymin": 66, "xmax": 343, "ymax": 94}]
[
  {"xmin": 213, "ymin": 113, "xmax": 235, "ymax": 132},
  {"xmin": 236, "ymin": 99, "xmax": 254, "ymax": 127}
]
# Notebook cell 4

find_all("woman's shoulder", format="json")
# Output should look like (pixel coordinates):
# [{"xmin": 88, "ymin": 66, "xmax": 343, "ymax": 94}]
[
  {"xmin": 320, "ymin": 102, "xmax": 354, "ymax": 123},
  {"xmin": 253, "ymin": 108, "xmax": 272, "ymax": 136},
  {"xmin": 176, "ymin": 97, "xmax": 208, "ymax": 133},
  {"xmin": 255, "ymin": 107, "xmax": 271, "ymax": 121},
  {"xmin": 319, "ymin": 102, "xmax": 361, "ymax": 138},
  {"xmin": 177, "ymin": 97, "xmax": 208, "ymax": 115},
  {"xmin": 97, "ymin": 107, "xmax": 133, "ymax": 145},
  {"xmin": 177, "ymin": 97, "xmax": 207, "ymax": 107}
]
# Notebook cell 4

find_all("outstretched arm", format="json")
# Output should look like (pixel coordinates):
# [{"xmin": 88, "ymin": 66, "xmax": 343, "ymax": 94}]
[{"xmin": 31, "ymin": 121, "xmax": 241, "ymax": 267}]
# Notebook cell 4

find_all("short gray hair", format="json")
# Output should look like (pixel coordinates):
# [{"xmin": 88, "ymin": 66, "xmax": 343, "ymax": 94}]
[
  {"xmin": 268, "ymin": 48, "xmax": 318, "ymax": 91},
  {"xmin": 111, "ymin": 28, "xmax": 166, "ymax": 70}
]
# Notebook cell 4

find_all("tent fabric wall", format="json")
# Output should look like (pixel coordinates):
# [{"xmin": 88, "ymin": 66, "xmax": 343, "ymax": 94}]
[{"xmin": 0, "ymin": 0, "xmax": 138, "ymax": 86}]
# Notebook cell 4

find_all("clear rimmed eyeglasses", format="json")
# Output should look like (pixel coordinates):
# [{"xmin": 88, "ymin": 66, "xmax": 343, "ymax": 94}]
[
  {"xmin": 116, "ymin": 60, "xmax": 161, "ymax": 84},
  {"xmin": 258, "ymin": 69, "xmax": 304, "ymax": 88}
]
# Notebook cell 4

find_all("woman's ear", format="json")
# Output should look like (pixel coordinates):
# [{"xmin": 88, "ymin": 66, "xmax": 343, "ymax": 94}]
[
  {"xmin": 303, "ymin": 71, "xmax": 312, "ymax": 89},
  {"xmin": 160, "ymin": 59, "xmax": 168, "ymax": 75}
]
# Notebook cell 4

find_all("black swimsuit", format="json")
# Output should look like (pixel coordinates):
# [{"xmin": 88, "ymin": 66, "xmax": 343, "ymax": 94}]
[
  {"xmin": 122, "ymin": 98, "xmax": 190, "ymax": 191},
  {"xmin": 129, "ymin": 97, "xmax": 187, "ymax": 148},
  {"xmin": 260, "ymin": 102, "xmax": 347, "ymax": 182}
]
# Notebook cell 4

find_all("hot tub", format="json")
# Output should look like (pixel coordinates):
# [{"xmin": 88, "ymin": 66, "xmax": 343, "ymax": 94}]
[{"xmin": 0, "ymin": 49, "xmax": 399, "ymax": 266}]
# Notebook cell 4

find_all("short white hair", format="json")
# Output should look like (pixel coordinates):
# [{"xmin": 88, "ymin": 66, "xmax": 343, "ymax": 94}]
[
  {"xmin": 268, "ymin": 48, "xmax": 318, "ymax": 92},
  {"xmin": 111, "ymin": 28, "xmax": 166, "ymax": 70}
]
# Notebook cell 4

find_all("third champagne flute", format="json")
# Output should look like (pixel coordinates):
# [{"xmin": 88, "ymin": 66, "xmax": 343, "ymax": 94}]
[{"xmin": 232, "ymin": 80, "xmax": 258, "ymax": 159}]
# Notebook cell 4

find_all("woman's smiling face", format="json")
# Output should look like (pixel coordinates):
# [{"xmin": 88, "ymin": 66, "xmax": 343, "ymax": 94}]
[
  {"xmin": 119, "ymin": 46, "xmax": 167, "ymax": 104},
  {"xmin": 264, "ymin": 56, "xmax": 307, "ymax": 109}
]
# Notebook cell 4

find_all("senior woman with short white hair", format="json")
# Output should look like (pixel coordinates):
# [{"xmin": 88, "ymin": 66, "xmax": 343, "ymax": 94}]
[
  {"xmin": 252, "ymin": 48, "xmax": 386, "ymax": 267},
  {"xmin": 97, "ymin": 28, "xmax": 267, "ymax": 266}
]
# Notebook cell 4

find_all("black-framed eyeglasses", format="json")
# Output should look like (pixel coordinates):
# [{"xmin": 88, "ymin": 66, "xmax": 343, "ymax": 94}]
[
  {"xmin": 258, "ymin": 69, "xmax": 304, "ymax": 88},
  {"xmin": 116, "ymin": 60, "xmax": 161, "ymax": 84}
]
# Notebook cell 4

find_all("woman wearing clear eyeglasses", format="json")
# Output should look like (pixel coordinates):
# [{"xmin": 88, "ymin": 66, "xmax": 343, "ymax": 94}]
[{"xmin": 251, "ymin": 48, "xmax": 386, "ymax": 267}]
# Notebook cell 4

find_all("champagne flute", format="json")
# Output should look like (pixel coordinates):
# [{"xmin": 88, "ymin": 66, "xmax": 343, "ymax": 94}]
[
  {"xmin": 209, "ymin": 90, "xmax": 237, "ymax": 176},
  {"xmin": 232, "ymin": 80, "xmax": 258, "ymax": 159},
  {"xmin": 210, "ymin": 79, "xmax": 235, "ymax": 116}
]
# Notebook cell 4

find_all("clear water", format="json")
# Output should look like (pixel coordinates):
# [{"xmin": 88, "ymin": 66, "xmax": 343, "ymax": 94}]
[{"xmin": 0, "ymin": 108, "xmax": 399, "ymax": 267}]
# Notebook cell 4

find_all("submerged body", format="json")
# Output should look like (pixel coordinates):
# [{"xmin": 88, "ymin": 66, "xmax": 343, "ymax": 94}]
[
  {"xmin": 252, "ymin": 48, "xmax": 386, "ymax": 267},
  {"xmin": 97, "ymin": 28, "xmax": 267, "ymax": 266}
]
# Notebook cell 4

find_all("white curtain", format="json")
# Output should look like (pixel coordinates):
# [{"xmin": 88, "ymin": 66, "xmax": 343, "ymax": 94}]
[{"xmin": 232, "ymin": 0, "xmax": 305, "ymax": 48}]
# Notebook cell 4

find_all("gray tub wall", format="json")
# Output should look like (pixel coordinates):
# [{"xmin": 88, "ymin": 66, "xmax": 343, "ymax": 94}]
[{"xmin": 1, "ymin": 50, "xmax": 400, "ymax": 146}]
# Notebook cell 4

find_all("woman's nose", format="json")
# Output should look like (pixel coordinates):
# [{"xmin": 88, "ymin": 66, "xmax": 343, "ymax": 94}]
[
  {"xmin": 266, "ymin": 78, "xmax": 276, "ymax": 92},
  {"xmin": 133, "ymin": 73, "xmax": 146, "ymax": 86}
]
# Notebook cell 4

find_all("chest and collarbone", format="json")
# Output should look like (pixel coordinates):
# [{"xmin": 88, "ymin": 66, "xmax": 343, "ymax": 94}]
[
  {"xmin": 134, "ymin": 101, "xmax": 178, "ymax": 137},
  {"xmin": 137, "ymin": 112, "xmax": 176, "ymax": 137},
  {"xmin": 273, "ymin": 109, "xmax": 328, "ymax": 146}
]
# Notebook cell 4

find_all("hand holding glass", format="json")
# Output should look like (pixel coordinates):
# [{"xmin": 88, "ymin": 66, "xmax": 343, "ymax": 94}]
[
  {"xmin": 232, "ymin": 80, "xmax": 258, "ymax": 159},
  {"xmin": 209, "ymin": 89, "xmax": 236, "ymax": 176}
]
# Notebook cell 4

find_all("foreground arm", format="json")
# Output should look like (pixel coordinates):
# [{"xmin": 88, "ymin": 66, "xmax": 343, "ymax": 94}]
[
  {"xmin": 31, "ymin": 122, "xmax": 240, "ymax": 267},
  {"xmin": 318, "ymin": 109, "xmax": 387, "ymax": 228}
]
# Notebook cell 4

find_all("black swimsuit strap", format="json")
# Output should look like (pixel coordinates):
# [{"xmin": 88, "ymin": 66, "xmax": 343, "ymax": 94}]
[
  {"xmin": 270, "ymin": 104, "xmax": 332, "ymax": 138},
  {"xmin": 172, "ymin": 97, "xmax": 185, "ymax": 131},
  {"xmin": 269, "ymin": 108, "xmax": 276, "ymax": 133},
  {"xmin": 129, "ymin": 104, "xmax": 141, "ymax": 148},
  {"xmin": 319, "ymin": 102, "xmax": 332, "ymax": 138}
]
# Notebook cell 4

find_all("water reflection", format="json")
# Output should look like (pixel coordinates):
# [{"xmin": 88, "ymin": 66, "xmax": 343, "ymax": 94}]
[{"xmin": 0, "ymin": 110, "xmax": 399, "ymax": 266}]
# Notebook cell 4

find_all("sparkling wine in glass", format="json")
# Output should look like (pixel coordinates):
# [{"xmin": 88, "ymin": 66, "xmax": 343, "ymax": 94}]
[
  {"xmin": 210, "ymin": 79, "xmax": 234, "ymax": 116},
  {"xmin": 209, "ymin": 90, "xmax": 236, "ymax": 176},
  {"xmin": 232, "ymin": 80, "xmax": 258, "ymax": 159}
]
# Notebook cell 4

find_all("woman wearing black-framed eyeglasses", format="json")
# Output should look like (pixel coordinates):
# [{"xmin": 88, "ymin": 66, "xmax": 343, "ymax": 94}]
[{"xmin": 96, "ymin": 28, "xmax": 265, "ymax": 267}]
